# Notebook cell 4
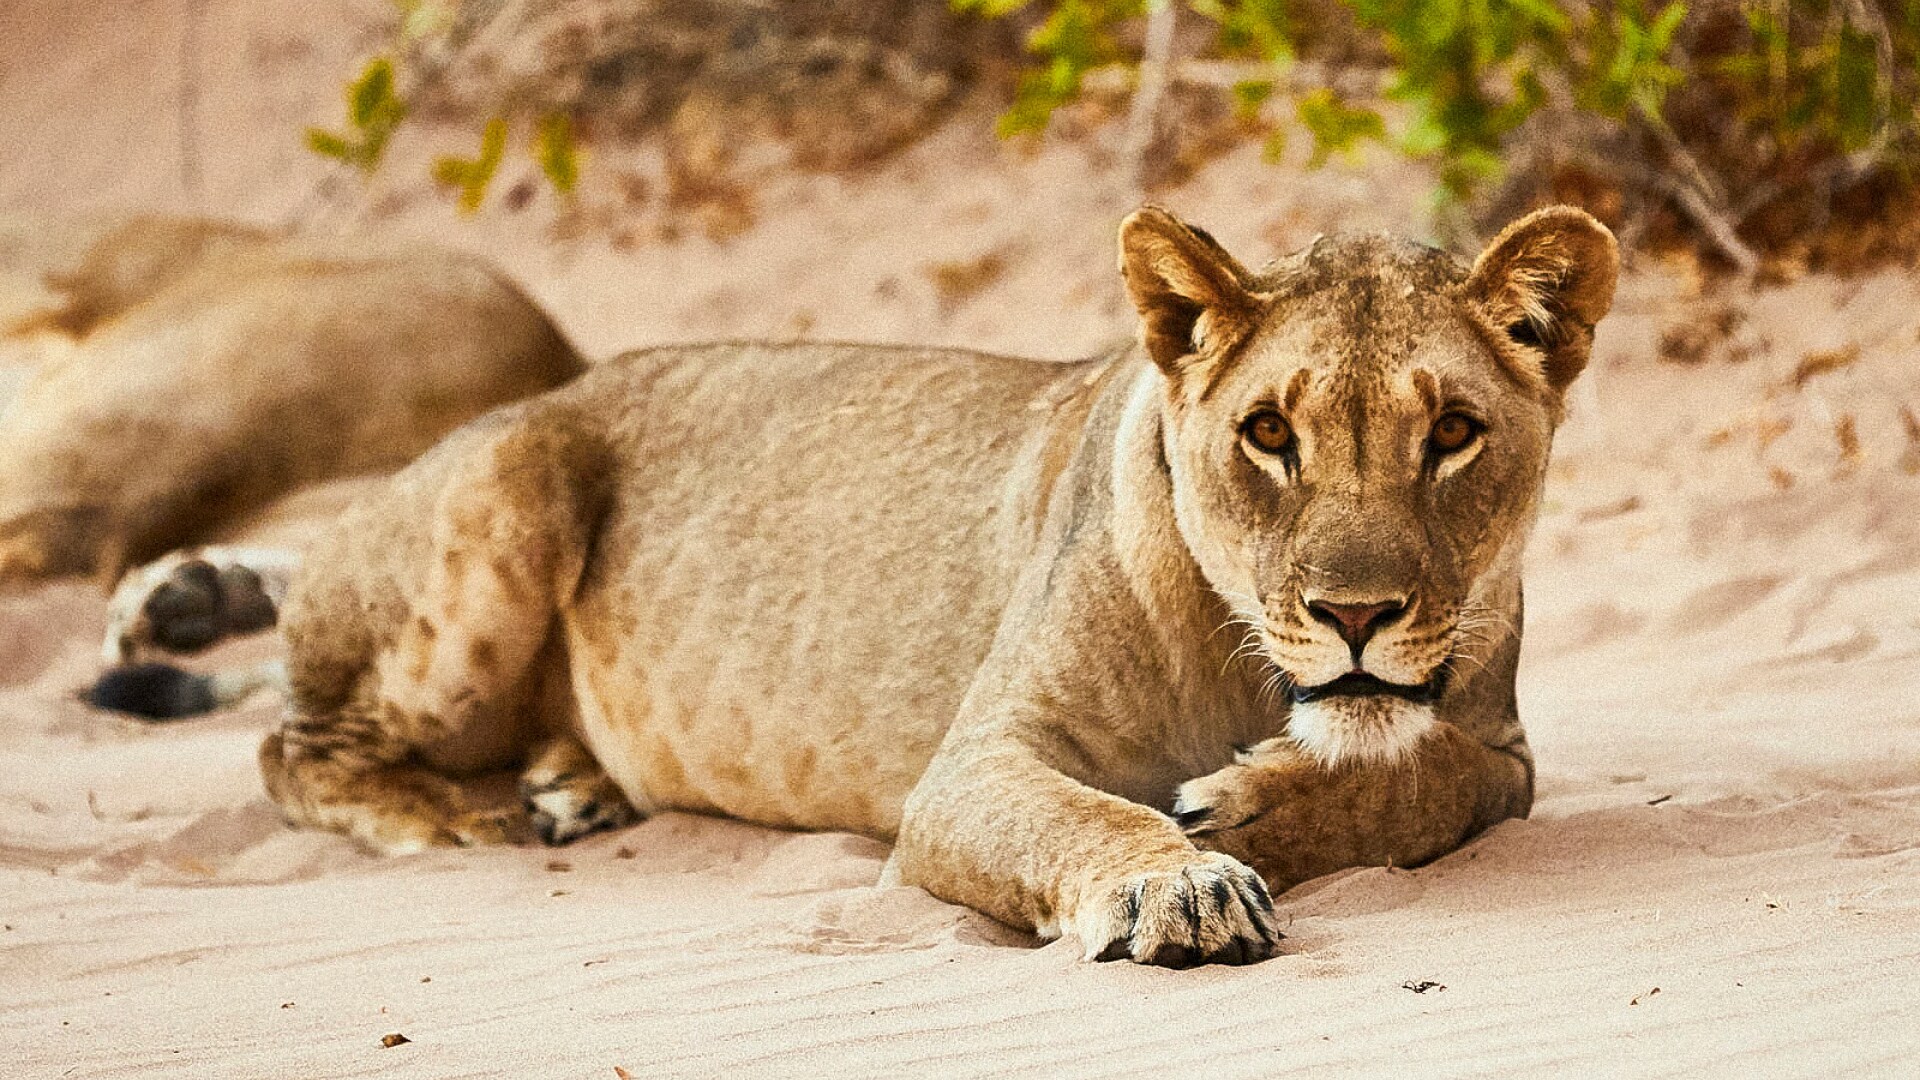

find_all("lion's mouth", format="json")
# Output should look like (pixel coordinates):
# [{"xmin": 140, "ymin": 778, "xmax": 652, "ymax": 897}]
[{"xmin": 1289, "ymin": 670, "xmax": 1447, "ymax": 706}]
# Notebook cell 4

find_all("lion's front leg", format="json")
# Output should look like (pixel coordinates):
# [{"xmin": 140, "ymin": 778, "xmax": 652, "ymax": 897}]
[
  {"xmin": 1173, "ymin": 722, "xmax": 1531, "ymax": 893},
  {"xmin": 892, "ymin": 734, "xmax": 1283, "ymax": 967}
]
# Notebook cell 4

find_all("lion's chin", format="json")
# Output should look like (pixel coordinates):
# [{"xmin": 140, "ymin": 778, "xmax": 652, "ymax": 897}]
[{"xmin": 1286, "ymin": 696, "xmax": 1437, "ymax": 767}]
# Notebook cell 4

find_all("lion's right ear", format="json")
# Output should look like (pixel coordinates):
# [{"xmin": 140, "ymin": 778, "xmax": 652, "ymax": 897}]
[{"xmin": 1119, "ymin": 207, "xmax": 1259, "ymax": 380}]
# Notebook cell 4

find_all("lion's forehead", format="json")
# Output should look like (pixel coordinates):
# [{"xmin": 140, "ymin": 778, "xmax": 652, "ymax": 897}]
[
  {"xmin": 1253, "ymin": 231, "xmax": 1467, "ymax": 298},
  {"xmin": 1238, "ymin": 235, "xmax": 1481, "ymax": 376}
]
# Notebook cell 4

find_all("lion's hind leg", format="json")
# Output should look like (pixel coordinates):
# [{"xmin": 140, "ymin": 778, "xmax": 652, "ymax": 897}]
[
  {"xmin": 262, "ymin": 407, "xmax": 615, "ymax": 854},
  {"xmin": 84, "ymin": 547, "xmax": 299, "ymax": 719}
]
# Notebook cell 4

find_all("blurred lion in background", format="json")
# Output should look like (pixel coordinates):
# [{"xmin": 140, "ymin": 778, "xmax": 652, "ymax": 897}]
[{"xmin": 0, "ymin": 219, "xmax": 586, "ymax": 592}]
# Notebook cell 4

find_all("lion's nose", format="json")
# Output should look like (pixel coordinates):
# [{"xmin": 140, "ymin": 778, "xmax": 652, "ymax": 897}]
[{"xmin": 1305, "ymin": 597, "xmax": 1408, "ymax": 659}]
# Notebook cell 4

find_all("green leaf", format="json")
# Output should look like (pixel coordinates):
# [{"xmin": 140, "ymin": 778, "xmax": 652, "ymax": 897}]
[
  {"xmin": 1197, "ymin": 0, "xmax": 1295, "ymax": 63},
  {"xmin": 1833, "ymin": 24, "xmax": 1881, "ymax": 151},
  {"xmin": 534, "ymin": 113, "xmax": 580, "ymax": 195},
  {"xmin": 952, "ymin": 0, "xmax": 1032, "ymax": 14},
  {"xmin": 1297, "ymin": 87, "xmax": 1385, "ymax": 167},
  {"xmin": 1650, "ymin": 0, "xmax": 1687, "ymax": 44},
  {"xmin": 430, "ymin": 157, "xmax": 470, "ymax": 188},
  {"xmin": 433, "ymin": 117, "xmax": 508, "ymax": 215},
  {"xmin": 349, "ymin": 58, "xmax": 396, "ymax": 130},
  {"xmin": 476, "ymin": 116, "xmax": 507, "ymax": 170},
  {"xmin": 1231, "ymin": 78, "xmax": 1275, "ymax": 119},
  {"xmin": 305, "ymin": 128, "xmax": 353, "ymax": 162}
]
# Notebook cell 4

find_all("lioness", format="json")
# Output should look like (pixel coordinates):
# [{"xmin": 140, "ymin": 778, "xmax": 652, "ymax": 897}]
[
  {"xmin": 0, "ymin": 241, "xmax": 584, "ymax": 591},
  {"xmin": 135, "ymin": 205, "xmax": 1616, "ymax": 966}
]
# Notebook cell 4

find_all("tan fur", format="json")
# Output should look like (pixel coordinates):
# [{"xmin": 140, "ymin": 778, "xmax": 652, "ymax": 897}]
[
  {"xmin": 258, "ymin": 207, "xmax": 1617, "ymax": 966},
  {"xmin": 0, "ymin": 239, "xmax": 585, "ymax": 590},
  {"xmin": 5, "ymin": 216, "xmax": 279, "ymax": 339}
]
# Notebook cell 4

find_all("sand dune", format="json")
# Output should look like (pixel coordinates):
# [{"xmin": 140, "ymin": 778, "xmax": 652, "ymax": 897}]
[{"xmin": 4, "ymin": 2, "xmax": 1919, "ymax": 1076}]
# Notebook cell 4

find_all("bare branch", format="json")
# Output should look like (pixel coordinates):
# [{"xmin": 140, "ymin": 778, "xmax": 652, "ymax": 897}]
[
  {"xmin": 1658, "ymin": 173, "xmax": 1760, "ymax": 276},
  {"xmin": 1123, "ymin": 0, "xmax": 1179, "ymax": 197},
  {"xmin": 1635, "ymin": 112, "xmax": 1757, "ymax": 276},
  {"xmin": 178, "ymin": 0, "xmax": 205, "ymax": 205}
]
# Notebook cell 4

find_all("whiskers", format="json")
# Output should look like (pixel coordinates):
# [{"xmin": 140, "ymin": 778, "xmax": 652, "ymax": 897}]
[
  {"xmin": 1441, "ymin": 599, "xmax": 1517, "ymax": 684},
  {"xmin": 1209, "ymin": 588, "xmax": 1296, "ymax": 708},
  {"xmin": 1254, "ymin": 664, "xmax": 1296, "ymax": 709}
]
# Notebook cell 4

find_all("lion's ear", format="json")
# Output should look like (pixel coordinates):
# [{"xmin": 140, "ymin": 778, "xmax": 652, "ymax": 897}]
[
  {"xmin": 1119, "ymin": 206, "xmax": 1259, "ymax": 380},
  {"xmin": 1464, "ymin": 206, "xmax": 1619, "ymax": 394}
]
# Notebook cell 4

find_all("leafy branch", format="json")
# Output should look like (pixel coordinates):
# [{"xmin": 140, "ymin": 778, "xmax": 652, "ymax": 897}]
[
  {"xmin": 956, "ymin": 0, "xmax": 1920, "ymax": 259},
  {"xmin": 306, "ymin": 5, "xmax": 584, "ymax": 217},
  {"xmin": 306, "ymin": 57, "xmax": 407, "ymax": 172},
  {"xmin": 432, "ymin": 117, "xmax": 507, "ymax": 214}
]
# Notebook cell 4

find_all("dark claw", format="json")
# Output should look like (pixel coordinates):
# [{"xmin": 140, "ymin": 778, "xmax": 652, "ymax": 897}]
[
  {"xmin": 1172, "ymin": 806, "xmax": 1213, "ymax": 830},
  {"xmin": 530, "ymin": 811, "xmax": 562, "ymax": 846},
  {"xmin": 1247, "ymin": 878, "xmax": 1276, "ymax": 915},
  {"xmin": 1236, "ymin": 890, "xmax": 1282, "ymax": 949},
  {"xmin": 1180, "ymin": 878, "xmax": 1203, "ymax": 949}
]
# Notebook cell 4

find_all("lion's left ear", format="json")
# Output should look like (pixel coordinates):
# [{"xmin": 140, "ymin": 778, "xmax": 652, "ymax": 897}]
[{"xmin": 1464, "ymin": 206, "xmax": 1619, "ymax": 394}]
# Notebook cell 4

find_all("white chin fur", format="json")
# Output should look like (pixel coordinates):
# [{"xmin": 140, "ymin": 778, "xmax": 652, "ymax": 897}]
[{"xmin": 1288, "ymin": 697, "xmax": 1437, "ymax": 767}]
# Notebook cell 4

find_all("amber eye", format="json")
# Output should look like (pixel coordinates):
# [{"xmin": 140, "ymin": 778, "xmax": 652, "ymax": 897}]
[
  {"xmin": 1429, "ymin": 412, "xmax": 1481, "ymax": 455},
  {"xmin": 1242, "ymin": 410, "xmax": 1294, "ymax": 455}
]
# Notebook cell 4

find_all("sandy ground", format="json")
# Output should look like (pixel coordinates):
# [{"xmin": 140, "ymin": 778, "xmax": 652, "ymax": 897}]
[{"xmin": 3, "ymin": 3, "xmax": 1919, "ymax": 1077}]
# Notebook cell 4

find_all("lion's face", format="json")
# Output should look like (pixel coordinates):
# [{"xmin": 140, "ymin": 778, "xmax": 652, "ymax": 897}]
[{"xmin": 1121, "ymin": 207, "xmax": 1617, "ymax": 765}]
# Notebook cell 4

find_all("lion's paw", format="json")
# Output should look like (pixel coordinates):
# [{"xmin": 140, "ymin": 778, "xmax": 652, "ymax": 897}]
[
  {"xmin": 358, "ymin": 805, "xmax": 525, "ymax": 856},
  {"xmin": 1070, "ymin": 852, "xmax": 1281, "ymax": 967},
  {"xmin": 1172, "ymin": 738, "xmax": 1313, "ymax": 836},
  {"xmin": 103, "ymin": 552, "xmax": 278, "ymax": 663},
  {"xmin": 444, "ymin": 806, "xmax": 530, "ymax": 849},
  {"xmin": 519, "ymin": 767, "xmax": 640, "ymax": 847}
]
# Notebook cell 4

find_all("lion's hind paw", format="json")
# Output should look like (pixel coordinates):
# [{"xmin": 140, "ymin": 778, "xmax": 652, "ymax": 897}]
[{"xmin": 519, "ymin": 766, "xmax": 640, "ymax": 847}]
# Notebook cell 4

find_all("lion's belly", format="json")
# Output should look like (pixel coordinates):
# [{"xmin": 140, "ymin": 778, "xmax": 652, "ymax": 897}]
[
  {"xmin": 553, "ymin": 343, "xmax": 1104, "ymax": 838},
  {"xmin": 563, "ymin": 626, "xmax": 975, "ymax": 838},
  {"xmin": 563, "ymin": 499, "xmax": 1026, "ymax": 838}
]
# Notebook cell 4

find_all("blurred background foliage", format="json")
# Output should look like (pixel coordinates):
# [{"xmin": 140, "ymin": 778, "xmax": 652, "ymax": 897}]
[
  {"xmin": 314, "ymin": 0, "xmax": 1919, "ymax": 272},
  {"xmin": 963, "ymin": 0, "xmax": 1920, "ymax": 271}
]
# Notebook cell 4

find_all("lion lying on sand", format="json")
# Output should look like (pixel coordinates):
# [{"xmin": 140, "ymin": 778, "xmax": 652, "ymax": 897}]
[
  {"xmin": 0, "ymin": 222, "xmax": 584, "ymax": 592},
  {"xmin": 113, "ymin": 206, "xmax": 1617, "ymax": 967}
]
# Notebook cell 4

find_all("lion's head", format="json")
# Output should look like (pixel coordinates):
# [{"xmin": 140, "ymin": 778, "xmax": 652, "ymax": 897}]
[{"xmin": 1120, "ymin": 205, "xmax": 1617, "ymax": 766}]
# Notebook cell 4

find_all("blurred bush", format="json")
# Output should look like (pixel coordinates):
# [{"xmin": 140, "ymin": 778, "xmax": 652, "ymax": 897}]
[
  {"xmin": 958, "ymin": 0, "xmax": 1920, "ymax": 271},
  {"xmin": 314, "ymin": 0, "xmax": 1917, "ymax": 268},
  {"xmin": 320, "ymin": 0, "xmax": 1011, "ymax": 232}
]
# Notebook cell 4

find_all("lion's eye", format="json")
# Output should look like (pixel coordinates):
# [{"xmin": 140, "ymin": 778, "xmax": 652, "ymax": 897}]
[
  {"xmin": 1506, "ymin": 319, "xmax": 1545, "ymax": 349},
  {"xmin": 1428, "ymin": 412, "xmax": 1481, "ymax": 455},
  {"xmin": 1242, "ymin": 410, "xmax": 1294, "ymax": 455}
]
